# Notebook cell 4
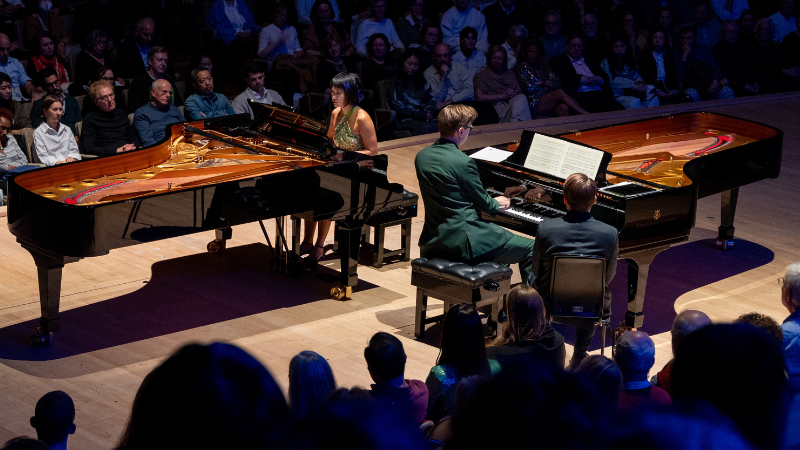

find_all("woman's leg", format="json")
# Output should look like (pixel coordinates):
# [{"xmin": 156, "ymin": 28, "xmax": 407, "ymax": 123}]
[
  {"xmin": 300, "ymin": 219, "xmax": 317, "ymax": 255},
  {"xmin": 553, "ymin": 89, "xmax": 590, "ymax": 114},
  {"xmin": 310, "ymin": 219, "xmax": 333, "ymax": 260},
  {"xmin": 554, "ymin": 103, "xmax": 570, "ymax": 116}
]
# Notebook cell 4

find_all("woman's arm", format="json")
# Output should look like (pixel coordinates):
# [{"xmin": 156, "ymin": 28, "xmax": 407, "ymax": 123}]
[
  {"xmin": 258, "ymin": 27, "xmax": 283, "ymax": 59},
  {"xmin": 355, "ymin": 108, "xmax": 378, "ymax": 155},
  {"xmin": 327, "ymin": 108, "xmax": 339, "ymax": 142}
]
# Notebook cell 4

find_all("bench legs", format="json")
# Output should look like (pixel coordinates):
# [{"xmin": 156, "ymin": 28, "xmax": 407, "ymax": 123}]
[{"xmin": 413, "ymin": 288, "xmax": 506, "ymax": 339}]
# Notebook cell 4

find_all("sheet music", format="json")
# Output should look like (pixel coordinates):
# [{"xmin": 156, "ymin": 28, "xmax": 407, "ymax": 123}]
[
  {"xmin": 470, "ymin": 147, "xmax": 513, "ymax": 163},
  {"xmin": 523, "ymin": 134, "xmax": 604, "ymax": 179}
]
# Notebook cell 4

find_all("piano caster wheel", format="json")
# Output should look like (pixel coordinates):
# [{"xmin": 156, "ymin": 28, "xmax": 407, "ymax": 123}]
[
  {"xmin": 207, "ymin": 239, "xmax": 227, "ymax": 253},
  {"xmin": 330, "ymin": 283, "xmax": 353, "ymax": 300},
  {"xmin": 715, "ymin": 239, "xmax": 734, "ymax": 250},
  {"xmin": 30, "ymin": 327, "xmax": 53, "ymax": 347}
]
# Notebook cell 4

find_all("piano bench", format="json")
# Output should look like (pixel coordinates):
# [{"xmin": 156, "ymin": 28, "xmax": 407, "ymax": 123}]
[{"xmin": 411, "ymin": 258, "xmax": 512, "ymax": 339}]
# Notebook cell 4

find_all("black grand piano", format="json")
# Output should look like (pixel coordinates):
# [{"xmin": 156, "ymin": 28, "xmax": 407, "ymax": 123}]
[
  {"xmin": 469, "ymin": 112, "xmax": 782, "ymax": 328},
  {"xmin": 7, "ymin": 102, "xmax": 417, "ymax": 344}
]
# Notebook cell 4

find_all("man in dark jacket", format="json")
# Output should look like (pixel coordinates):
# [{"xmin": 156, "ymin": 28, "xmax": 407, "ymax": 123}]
[{"xmin": 80, "ymin": 80, "xmax": 140, "ymax": 156}]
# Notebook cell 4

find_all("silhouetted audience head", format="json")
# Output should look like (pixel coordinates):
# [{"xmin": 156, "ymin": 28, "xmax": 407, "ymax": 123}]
[
  {"xmin": 734, "ymin": 312, "xmax": 783, "ymax": 345},
  {"xmin": 575, "ymin": 355, "xmax": 623, "ymax": 416},
  {"xmin": 543, "ymin": 10, "xmax": 562, "ymax": 37},
  {"xmin": 1, "ymin": 438, "xmax": 49, "ymax": 450},
  {"xmin": 494, "ymin": 284, "xmax": 546, "ymax": 346},
  {"xmin": 92, "ymin": 65, "xmax": 115, "ymax": 84},
  {"xmin": 289, "ymin": 350, "xmax": 337, "ymax": 419},
  {"xmin": 115, "ymin": 342, "xmax": 289, "ymax": 450},
  {"xmin": 364, "ymin": 332, "xmax": 407, "ymax": 384},
  {"xmin": 614, "ymin": 331, "xmax": 655, "ymax": 383},
  {"xmin": 672, "ymin": 324, "xmax": 789, "ymax": 450},
  {"xmin": 487, "ymin": 44, "xmax": 508, "ymax": 72},
  {"xmin": 29, "ymin": 391, "xmax": 76, "ymax": 446},
  {"xmin": 367, "ymin": 33, "xmax": 389, "ymax": 60},
  {"xmin": 671, "ymin": 309, "xmax": 711, "ymax": 355},
  {"xmin": 782, "ymin": 262, "xmax": 800, "ymax": 312},
  {"xmin": 437, "ymin": 304, "xmax": 491, "ymax": 378}
]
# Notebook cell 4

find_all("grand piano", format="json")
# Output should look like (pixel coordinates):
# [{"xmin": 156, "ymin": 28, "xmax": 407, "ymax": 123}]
[
  {"xmin": 470, "ymin": 112, "xmax": 782, "ymax": 328},
  {"xmin": 7, "ymin": 102, "xmax": 417, "ymax": 344}
]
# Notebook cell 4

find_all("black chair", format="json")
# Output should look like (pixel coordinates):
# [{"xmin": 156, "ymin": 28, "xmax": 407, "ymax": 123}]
[{"xmin": 549, "ymin": 255, "xmax": 614, "ymax": 356}]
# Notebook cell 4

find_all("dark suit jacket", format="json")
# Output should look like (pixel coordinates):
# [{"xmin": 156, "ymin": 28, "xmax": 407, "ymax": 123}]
[
  {"xmin": 639, "ymin": 49, "xmax": 681, "ymax": 92},
  {"xmin": 115, "ymin": 39, "xmax": 148, "ymax": 80},
  {"xmin": 483, "ymin": 2, "xmax": 524, "ymax": 45},
  {"xmin": 415, "ymin": 138, "xmax": 516, "ymax": 261},
  {"xmin": 549, "ymin": 53, "xmax": 612, "ymax": 97},
  {"xmin": 529, "ymin": 210, "xmax": 619, "ymax": 310}
]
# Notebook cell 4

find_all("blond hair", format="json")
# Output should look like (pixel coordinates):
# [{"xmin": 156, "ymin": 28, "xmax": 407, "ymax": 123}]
[
  {"xmin": 89, "ymin": 80, "xmax": 114, "ymax": 100},
  {"xmin": 438, "ymin": 104, "xmax": 477, "ymax": 137},
  {"xmin": 563, "ymin": 173, "xmax": 597, "ymax": 211}
]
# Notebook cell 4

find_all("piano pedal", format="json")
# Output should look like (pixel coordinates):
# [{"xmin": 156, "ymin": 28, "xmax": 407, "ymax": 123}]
[
  {"xmin": 330, "ymin": 283, "xmax": 352, "ymax": 301},
  {"xmin": 30, "ymin": 327, "xmax": 53, "ymax": 347},
  {"xmin": 207, "ymin": 238, "xmax": 227, "ymax": 253},
  {"xmin": 715, "ymin": 239, "xmax": 734, "ymax": 250}
]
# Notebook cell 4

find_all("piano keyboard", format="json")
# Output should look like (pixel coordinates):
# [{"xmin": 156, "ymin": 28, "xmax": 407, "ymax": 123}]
[{"xmin": 486, "ymin": 189, "xmax": 565, "ymax": 224}]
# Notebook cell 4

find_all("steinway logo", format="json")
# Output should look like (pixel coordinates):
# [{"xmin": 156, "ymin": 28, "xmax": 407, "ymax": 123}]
[{"xmin": 654, "ymin": 210, "xmax": 661, "ymax": 220}]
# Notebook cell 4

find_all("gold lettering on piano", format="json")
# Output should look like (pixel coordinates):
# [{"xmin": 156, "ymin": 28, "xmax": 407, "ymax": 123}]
[{"xmin": 654, "ymin": 210, "xmax": 661, "ymax": 220}]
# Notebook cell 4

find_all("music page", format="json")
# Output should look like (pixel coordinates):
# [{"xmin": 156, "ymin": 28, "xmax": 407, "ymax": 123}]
[
  {"xmin": 470, "ymin": 147, "xmax": 513, "ymax": 163},
  {"xmin": 523, "ymin": 134, "xmax": 604, "ymax": 179}
]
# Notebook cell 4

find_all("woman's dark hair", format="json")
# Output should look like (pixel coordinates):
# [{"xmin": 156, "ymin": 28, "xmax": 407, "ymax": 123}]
[
  {"xmin": 330, "ymin": 72, "xmax": 363, "ymax": 106},
  {"xmin": 320, "ymin": 34, "xmax": 343, "ymax": 58},
  {"xmin": 270, "ymin": 1, "xmax": 289, "ymax": 22},
  {"xmin": 0, "ymin": 72, "xmax": 11, "ymax": 86},
  {"xmin": 437, "ymin": 304, "xmax": 491, "ymax": 379},
  {"xmin": 520, "ymin": 38, "xmax": 554, "ymax": 78},
  {"xmin": 492, "ymin": 285, "xmax": 547, "ymax": 347},
  {"xmin": 648, "ymin": 26, "xmax": 670, "ymax": 50},
  {"xmin": 311, "ymin": 0, "xmax": 348, "ymax": 48},
  {"xmin": 32, "ymin": 31, "xmax": 56, "ymax": 57},
  {"xmin": 608, "ymin": 31, "xmax": 638, "ymax": 77},
  {"xmin": 487, "ymin": 44, "xmax": 508, "ymax": 71},
  {"xmin": 397, "ymin": 48, "xmax": 424, "ymax": 81},
  {"xmin": 92, "ymin": 65, "xmax": 114, "ymax": 83},
  {"xmin": 40, "ymin": 94, "xmax": 63, "ymax": 118},
  {"xmin": 85, "ymin": 28, "xmax": 107, "ymax": 50},
  {"xmin": 288, "ymin": 351, "xmax": 337, "ymax": 420},
  {"xmin": 655, "ymin": 7, "xmax": 672, "ymax": 24},
  {"xmin": 366, "ymin": 33, "xmax": 389, "ymax": 58},
  {"xmin": 574, "ymin": 355, "xmax": 622, "ymax": 416},
  {"xmin": 0, "ymin": 107, "xmax": 13, "ymax": 124},
  {"xmin": 114, "ymin": 343, "xmax": 289, "ymax": 450}
]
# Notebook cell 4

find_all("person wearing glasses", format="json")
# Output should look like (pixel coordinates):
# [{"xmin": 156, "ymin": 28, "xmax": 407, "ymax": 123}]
[
  {"xmin": 80, "ymin": 80, "xmax": 139, "ymax": 157},
  {"xmin": 539, "ymin": 11, "xmax": 566, "ymax": 60},
  {"xmin": 74, "ymin": 29, "xmax": 115, "ymax": 94},
  {"xmin": 29, "ymin": 68, "xmax": 81, "ymax": 135},
  {"xmin": 414, "ymin": 104, "xmax": 534, "ymax": 281},
  {"xmin": 81, "ymin": 66, "xmax": 127, "ymax": 115},
  {"xmin": 780, "ymin": 263, "xmax": 800, "ymax": 390},
  {"xmin": 355, "ymin": 0, "xmax": 405, "ymax": 57},
  {"xmin": 127, "ymin": 46, "xmax": 183, "ymax": 114},
  {"xmin": 133, "ymin": 79, "xmax": 185, "ymax": 147},
  {"xmin": 33, "ymin": 95, "xmax": 80, "ymax": 166}
]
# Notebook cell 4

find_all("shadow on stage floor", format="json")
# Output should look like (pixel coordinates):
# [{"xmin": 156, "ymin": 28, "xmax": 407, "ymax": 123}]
[{"xmin": 0, "ymin": 243, "xmax": 395, "ymax": 372}]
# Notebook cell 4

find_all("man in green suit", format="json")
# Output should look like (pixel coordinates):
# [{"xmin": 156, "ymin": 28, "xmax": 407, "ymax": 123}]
[{"xmin": 414, "ymin": 104, "xmax": 535, "ymax": 281}]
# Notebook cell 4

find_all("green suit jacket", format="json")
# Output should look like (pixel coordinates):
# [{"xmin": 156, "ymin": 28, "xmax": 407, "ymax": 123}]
[{"xmin": 415, "ymin": 139, "xmax": 516, "ymax": 261}]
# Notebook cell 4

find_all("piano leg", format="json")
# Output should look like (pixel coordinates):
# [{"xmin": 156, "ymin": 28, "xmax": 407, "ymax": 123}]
[
  {"xmin": 624, "ymin": 245, "xmax": 669, "ymax": 329},
  {"xmin": 332, "ymin": 225, "xmax": 361, "ymax": 300},
  {"xmin": 716, "ymin": 187, "xmax": 739, "ymax": 250},
  {"xmin": 20, "ymin": 244, "xmax": 81, "ymax": 346}
]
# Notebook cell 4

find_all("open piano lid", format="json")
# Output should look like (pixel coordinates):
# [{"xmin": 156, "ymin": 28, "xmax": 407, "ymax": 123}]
[{"xmin": 503, "ymin": 130, "xmax": 613, "ymax": 184}]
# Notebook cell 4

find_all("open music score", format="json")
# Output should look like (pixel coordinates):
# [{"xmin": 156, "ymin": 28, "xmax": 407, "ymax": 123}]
[{"xmin": 522, "ymin": 134, "xmax": 606, "ymax": 180}]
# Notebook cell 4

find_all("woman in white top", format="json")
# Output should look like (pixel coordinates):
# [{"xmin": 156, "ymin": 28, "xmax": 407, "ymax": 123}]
[
  {"xmin": 258, "ymin": 4, "xmax": 303, "ymax": 65},
  {"xmin": 355, "ymin": 0, "xmax": 404, "ymax": 56},
  {"xmin": 34, "ymin": 94, "xmax": 80, "ymax": 166}
]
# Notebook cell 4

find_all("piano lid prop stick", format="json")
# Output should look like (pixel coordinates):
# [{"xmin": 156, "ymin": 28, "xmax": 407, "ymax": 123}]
[{"xmin": 183, "ymin": 125, "xmax": 262, "ymax": 155}]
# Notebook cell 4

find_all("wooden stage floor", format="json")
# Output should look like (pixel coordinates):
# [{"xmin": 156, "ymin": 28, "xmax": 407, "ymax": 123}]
[{"xmin": 1, "ymin": 93, "xmax": 799, "ymax": 448}]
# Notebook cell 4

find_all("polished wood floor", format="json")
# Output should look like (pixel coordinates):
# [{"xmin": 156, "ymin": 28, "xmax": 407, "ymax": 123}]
[{"xmin": 1, "ymin": 93, "xmax": 799, "ymax": 448}]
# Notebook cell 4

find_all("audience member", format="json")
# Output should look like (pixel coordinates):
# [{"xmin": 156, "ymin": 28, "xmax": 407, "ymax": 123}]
[
  {"xmin": 288, "ymin": 350, "xmax": 336, "ymax": 419},
  {"xmin": 713, "ymin": 20, "xmax": 759, "ymax": 96},
  {"xmin": 296, "ymin": 0, "xmax": 340, "ymax": 24},
  {"xmin": 29, "ymin": 391, "xmax": 76, "ymax": 450},
  {"xmin": 502, "ymin": 24, "xmax": 526, "ymax": 68},
  {"xmin": 425, "ymin": 304, "xmax": 497, "ymax": 423},
  {"xmin": 574, "ymin": 355, "xmax": 623, "ymax": 420},
  {"xmin": 30, "ymin": 69, "xmax": 80, "ymax": 135},
  {"xmin": 672, "ymin": 324, "xmax": 789, "ymax": 450},
  {"xmin": 205, "ymin": 0, "xmax": 260, "ymax": 47},
  {"xmin": 675, "ymin": 25, "xmax": 735, "ymax": 102},
  {"xmin": 0, "ymin": 108, "xmax": 35, "ymax": 188},
  {"xmin": 710, "ymin": 0, "xmax": 750, "ymax": 21},
  {"xmin": 452, "ymin": 27, "xmax": 486, "ymax": 70},
  {"xmin": 258, "ymin": 3, "xmax": 303, "ymax": 67},
  {"xmin": 232, "ymin": 64, "xmax": 286, "ymax": 119},
  {"xmin": 771, "ymin": 0, "xmax": 797, "ymax": 42},
  {"xmin": 687, "ymin": 1, "xmax": 721, "ymax": 46},
  {"xmin": 474, "ymin": 45, "xmax": 531, "ymax": 121},
  {"xmin": 355, "ymin": 0, "xmax": 405, "ymax": 57},
  {"xmin": 133, "ymin": 79, "xmax": 185, "ymax": 147},
  {"xmin": 416, "ymin": 24, "xmax": 440, "ymax": 70},
  {"xmin": 738, "ymin": 8, "xmax": 756, "ymax": 43},
  {"xmin": 359, "ymin": 33, "xmax": 398, "ymax": 87},
  {"xmin": 81, "ymin": 81, "xmax": 139, "ymax": 156},
  {"xmin": 395, "ymin": 0, "xmax": 430, "ymax": 49},
  {"xmin": 82, "ymin": 66, "xmax": 127, "ymax": 116},
  {"xmin": 651, "ymin": 310, "xmax": 711, "ymax": 396},
  {"xmin": 0, "ymin": 33, "xmax": 34, "ymax": 101},
  {"xmin": 364, "ymin": 331, "xmax": 428, "ymax": 424},
  {"xmin": 114, "ymin": 342, "xmax": 290, "ymax": 450},
  {"xmin": 539, "ymin": 10, "xmax": 567, "ymax": 59},
  {"xmin": 655, "ymin": 7, "xmax": 677, "ymax": 47},
  {"xmin": 315, "ymin": 36, "xmax": 348, "ymax": 96},
  {"xmin": 74, "ymin": 30, "xmax": 113, "ymax": 92},
  {"xmin": 115, "ymin": 17, "xmax": 157, "ymax": 80},
  {"xmin": 751, "ymin": 18, "xmax": 800, "ymax": 93},
  {"xmin": 127, "ymin": 47, "xmax": 183, "ymax": 114},
  {"xmin": 615, "ymin": 331, "xmax": 672, "ymax": 413},
  {"xmin": 483, "ymin": 0, "xmax": 524, "ymax": 46},
  {"xmin": 550, "ymin": 34, "xmax": 624, "ymax": 112},
  {"xmin": 581, "ymin": 13, "xmax": 608, "ymax": 63},
  {"xmin": 518, "ymin": 173, "xmax": 618, "ymax": 366},
  {"xmin": 640, "ymin": 28, "xmax": 685, "ymax": 104},
  {"xmin": 0, "ymin": 73, "xmax": 31, "ymax": 131},
  {"xmin": 619, "ymin": 11, "xmax": 647, "ymax": 59},
  {"xmin": 601, "ymin": 33, "xmax": 659, "ymax": 108},
  {"xmin": 73, "ymin": 0, "xmax": 123, "ymax": 43},
  {"xmin": 30, "ymin": 32, "xmax": 69, "ymax": 87},
  {"xmin": 780, "ymin": 262, "xmax": 800, "ymax": 390},
  {"xmin": 441, "ymin": 0, "xmax": 490, "ymax": 55},
  {"xmin": 596, "ymin": 0, "xmax": 637, "ymax": 34},
  {"xmin": 390, "ymin": 49, "xmax": 437, "ymax": 135},
  {"xmin": 514, "ymin": 39, "xmax": 588, "ymax": 116},
  {"xmin": 184, "ymin": 67, "xmax": 236, "ymax": 120},
  {"xmin": 302, "ymin": 0, "xmax": 355, "ymax": 58},
  {"xmin": 733, "ymin": 312, "xmax": 783, "ymax": 345},
  {"xmin": 24, "ymin": 1, "xmax": 69, "ymax": 52},
  {"xmin": 427, "ymin": 375, "xmax": 486, "ymax": 448},
  {"xmin": 33, "ymin": 95, "xmax": 80, "ymax": 166},
  {"xmin": 487, "ymin": 285, "xmax": 566, "ymax": 370},
  {"xmin": 1, "ymin": 438, "xmax": 49, "ymax": 450},
  {"xmin": 781, "ymin": 17, "xmax": 800, "ymax": 68}
]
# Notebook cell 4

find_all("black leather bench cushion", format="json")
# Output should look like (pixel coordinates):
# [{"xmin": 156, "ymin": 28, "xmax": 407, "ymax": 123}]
[{"xmin": 411, "ymin": 258, "xmax": 513, "ymax": 288}]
